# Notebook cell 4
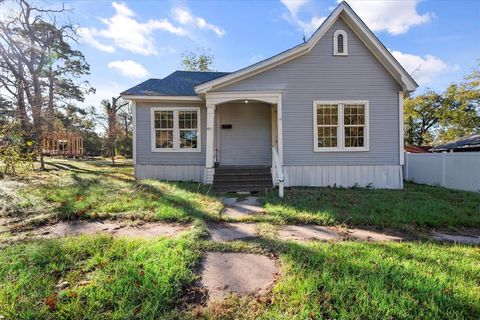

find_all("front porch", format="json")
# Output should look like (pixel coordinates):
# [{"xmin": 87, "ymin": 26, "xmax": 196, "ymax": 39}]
[{"xmin": 202, "ymin": 92, "xmax": 284, "ymax": 194}]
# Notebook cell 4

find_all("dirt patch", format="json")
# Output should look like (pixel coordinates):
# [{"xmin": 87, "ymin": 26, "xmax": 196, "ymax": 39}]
[
  {"xmin": 7, "ymin": 220, "xmax": 190, "ymax": 240},
  {"xmin": 200, "ymin": 252, "xmax": 279, "ymax": 302}
]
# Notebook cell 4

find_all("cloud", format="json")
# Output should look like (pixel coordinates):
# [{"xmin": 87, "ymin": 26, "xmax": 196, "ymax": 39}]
[
  {"xmin": 280, "ymin": 0, "xmax": 309, "ymax": 17},
  {"xmin": 280, "ymin": 0, "xmax": 325, "ymax": 36},
  {"xmin": 391, "ymin": 50, "xmax": 459, "ymax": 86},
  {"xmin": 341, "ymin": 0, "xmax": 432, "ymax": 35},
  {"xmin": 171, "ymin": 7, "xmax": 225, "ymax": 37},
  {"xmin": 107, "ymin": 60, "xmax": 150, "ymax": 79},
  {"xmin": 78, "ymin": 1, "xmax": 187, "ymax": 56}
]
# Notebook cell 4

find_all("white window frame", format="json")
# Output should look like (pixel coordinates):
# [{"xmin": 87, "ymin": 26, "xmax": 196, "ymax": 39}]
[
  {"xmin": 150, "ymin": 106, "xmax": 201, "ymax": 152},
  {"xmin": 313, "ymin": 100, "xmax": 369, "ymax": 152},
  {"xmin": 333, "ymin": 30, "xmax": 348, "ymax": 56}
]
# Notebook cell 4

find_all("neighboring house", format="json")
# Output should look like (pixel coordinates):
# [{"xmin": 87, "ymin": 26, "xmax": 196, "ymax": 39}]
[
  {"xmin": 404, "ymin": 145, "xmax": 430, "ymax": 153},
  {"xmin": 121, "ymin": 1, "xmax": 418, "ymax": 192},
  {"xmin": 430, "ymin": 134, "xmax": 480, "ymax": 152}
]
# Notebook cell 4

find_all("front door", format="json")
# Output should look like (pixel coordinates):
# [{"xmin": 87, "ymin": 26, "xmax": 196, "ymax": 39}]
[{"xmin": 218, "ymin": 102, "xmax": 272, "ymax": 166}]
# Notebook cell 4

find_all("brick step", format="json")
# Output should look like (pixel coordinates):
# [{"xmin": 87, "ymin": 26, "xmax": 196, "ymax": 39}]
[
  {"xmin": 215, "ymin": 168, "xmax": 270, "ymax": 175},
  {"xmin": 213, "ymin": 180, "xmax": 272, "ymax": 187}
]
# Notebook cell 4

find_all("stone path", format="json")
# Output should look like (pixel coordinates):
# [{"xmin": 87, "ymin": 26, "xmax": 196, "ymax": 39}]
[
  {"xmin": 433, "ymin": 231, "xmax": 480, "ymax": 245},
  {"xmin": 221, "ymin": 196, "xmax": 264, "ymax": 218},
  {"xmin": 278, "ymin": 225, "xmax": 342, "ymax": 241},
  {"xmin": 208, "ymin": 223, "xmax": 258, "ymax": 241},
  {"xmin": 17, "ymin": 220, "xmax": 189, "ymax": 239},
  {"xmin": 199, "ymin": 252, "xmax": 278, "ymax": 302}
]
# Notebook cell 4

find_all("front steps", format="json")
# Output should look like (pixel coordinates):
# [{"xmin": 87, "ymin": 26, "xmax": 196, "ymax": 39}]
[{"xmin": 213, "ymin": 166, "xmax": 272, "ymax": 193}]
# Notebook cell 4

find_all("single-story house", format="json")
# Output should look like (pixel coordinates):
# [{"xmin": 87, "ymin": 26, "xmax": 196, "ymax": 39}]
[
  {"xmin": 404, "ymin": 145, "xmax": 430, "ymax": 153},
  {"xmin": 430, "ymin": 134, "xmax": 480, "ymax": 152},
  {"xmin": 121, "ymin": 1, "xmax": 418, "ymax": 193}
]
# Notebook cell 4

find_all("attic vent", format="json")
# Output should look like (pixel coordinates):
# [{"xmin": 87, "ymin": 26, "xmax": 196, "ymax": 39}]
[{"xmin": 333, "ymin": 30, "xmax": 348, "ymax": 56}]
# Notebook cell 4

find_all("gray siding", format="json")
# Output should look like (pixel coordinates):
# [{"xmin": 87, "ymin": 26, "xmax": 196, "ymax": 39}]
[
  {"xmin": 218, "ymin": 102, "xmax": 271, "ymax": 165},
  {"xmin": 136, "ymin": 101, "xmax": 206, "ymax": 165},
  {"xmin": 214, "ymin": 18, "xmax": 401, "ymax": 166}
]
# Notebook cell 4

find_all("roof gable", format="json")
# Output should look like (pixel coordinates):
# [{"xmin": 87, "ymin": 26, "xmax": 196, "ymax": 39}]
[{"xmin": 195, "ymin": 1, "xmax": 418, "ymax": 94}]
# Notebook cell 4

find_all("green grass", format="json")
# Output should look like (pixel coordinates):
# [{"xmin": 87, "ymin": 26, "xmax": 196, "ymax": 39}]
[
  {"xmin": 189, "ymin": 240, "xmax": 480, "ymax": 320},
  {"xmin": 264, "ymin": 183, "xmax": 480, "ymax": 228},
  {"xmin": 3, "ymin": 158, "xmax": 480, "ymax": 230},
  {"xmin": 0, "ymin": 234, "xmax": 202, "ymax": 319},
  {"xmin": 4, "ymin": 158, "xmax": 222, "ymax": 226}
]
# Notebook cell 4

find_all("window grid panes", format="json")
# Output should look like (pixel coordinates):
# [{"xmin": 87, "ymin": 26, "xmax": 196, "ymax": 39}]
[
  {"xmin": 344, "ymin": 104, "xmax": 365, "ymax": 148},
  {"xmin": 179, "ymin": 111, "xmax": 198, "ymax": 149},
  {"xmin": 153, "ymin": 109, "xmax": 199, "ymax": 150},
  {"xmin": 154, "ymin": 111, "xmax": 174, "ymax": 149},
  {"xmin": 337, "ymin": 34, "xmax": 344, "ymax": 54},
  {"xmin": 316, "ymin": 104, "xmax": 338, "ymax": 148}
]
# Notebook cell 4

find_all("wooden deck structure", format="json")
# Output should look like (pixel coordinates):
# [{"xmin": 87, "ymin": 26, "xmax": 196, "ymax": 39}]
[{"xmin": 42, "ymin": 132, "xmax": 84, "ymax": 156}]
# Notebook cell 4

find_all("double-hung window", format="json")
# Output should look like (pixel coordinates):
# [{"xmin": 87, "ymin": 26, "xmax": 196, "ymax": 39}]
[
  {"xmin": 314, "ymin": 101, "xmax": 368, "ymax": 152},
  {"xmin": 151, "ymin": 107, "xmax": 200, "ymax": 152}
]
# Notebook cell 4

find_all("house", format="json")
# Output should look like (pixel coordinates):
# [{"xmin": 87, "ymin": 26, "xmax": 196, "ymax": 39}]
[
  {"xmin": 121, "ymin": 1, "xmax": 418, "ymax": 193},
  {"xmin": 430, "ymin": 134, "xmax": 480, "ymax": 152},
  {"xmin": 404, "ymin": 145, "xmax": 430, "ymax": 153}
]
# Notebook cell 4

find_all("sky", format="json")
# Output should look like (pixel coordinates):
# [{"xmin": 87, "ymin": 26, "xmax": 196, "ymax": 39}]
[{"xmin": 63, "ymin": 0, "xmax": 480, "ymax": 109}]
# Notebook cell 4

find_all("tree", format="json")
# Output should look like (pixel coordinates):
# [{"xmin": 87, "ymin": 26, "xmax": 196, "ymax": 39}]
[
  {"xmin": 404, "ymin": 91, "xmax": 444, "ymax": 146},
  {"xmin": 180, "ymin": 49, "xmax": 215, "ymax": 71},
  {"xmin": 96, "ymin": 97, "xmax": 129, "ymax": 165},
  {"xmin": 0, "ymin": 0, "xmax": 91, "ymax": 170}
]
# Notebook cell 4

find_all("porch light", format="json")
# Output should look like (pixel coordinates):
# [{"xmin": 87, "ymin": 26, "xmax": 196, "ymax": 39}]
[{"xmin": 244, "ymin": 100, "xmax": 249, "ymax": 104}]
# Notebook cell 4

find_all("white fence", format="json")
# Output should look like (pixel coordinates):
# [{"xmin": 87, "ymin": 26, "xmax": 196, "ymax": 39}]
[{"xmin": 404, "ymin": 152, "xmax": 480, "ymax": 192}]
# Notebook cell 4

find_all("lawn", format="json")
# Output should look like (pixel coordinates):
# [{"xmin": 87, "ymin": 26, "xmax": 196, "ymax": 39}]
[
  {"xmin": 1, "ymin": 158, "xmax": 480, "ymax": 319},
  {"xmin": 1, "ymin": 234, "xmax": 479, "ymax": 319},
  {"xmin": 2, "ymin": 158, "xmax": 479, "ymax": 230},
  {"xmin": 0, "ymin": 234, "xmax": 202, "ymax": 319}
]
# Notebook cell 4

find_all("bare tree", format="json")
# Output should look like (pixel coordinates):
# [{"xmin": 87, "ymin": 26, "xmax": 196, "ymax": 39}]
[{"xmin": 0, "ymin": 0, "xmax": 76, "ymax": 169}]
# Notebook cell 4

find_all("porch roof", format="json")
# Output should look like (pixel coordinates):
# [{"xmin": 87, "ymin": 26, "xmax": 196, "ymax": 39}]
[{"xmin": 121, "ymin": 71, "xmax": 230, "ymax": 97}]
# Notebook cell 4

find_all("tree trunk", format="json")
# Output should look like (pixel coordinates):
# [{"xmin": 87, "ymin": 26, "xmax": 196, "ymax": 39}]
[
  {"xmin": 31, "ymin": 74, "xmax": 45, "ymax": 170},
  {"xmin": 47, "ymin": 68, "xmax": 54, "ymax": 131}
]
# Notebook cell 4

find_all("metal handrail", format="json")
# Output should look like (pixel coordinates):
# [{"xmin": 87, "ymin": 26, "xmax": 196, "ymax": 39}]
[{"xmin": 272, "ymin": 147, "xmax": 284, "ymax": 198}]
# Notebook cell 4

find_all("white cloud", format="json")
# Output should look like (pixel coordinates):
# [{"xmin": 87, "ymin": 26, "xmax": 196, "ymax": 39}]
[
  {"xmin": 280, "ymin": 0, "xmax": 309, "ymax": 17},
  {"xmin": 79, "ymin": 1, "xmax": 187, "ymax": 56},
  {"xmin": 297, "ymin": 16, "xmax": 326, "ymax": 34},
  {"xmin": 107, "ymin": 60, "xmax": 150, "ymax": 79},
  {"xmin": 391, "ymin": 50, "xmax": 459, "ymax": 86},
  {"xmin": 280, "ymin": 0, "xmax": 325, "ymax": 36},
  {"xmin": 341, "ymin": 0, "xmax": 432, "ymax": 35},
  {"xmin": 171, "ymin": 8, "xmax": 225, "ymax": 37}
]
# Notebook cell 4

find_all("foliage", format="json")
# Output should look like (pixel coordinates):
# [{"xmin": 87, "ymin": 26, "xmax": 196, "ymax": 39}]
[
  {"xmin": 0, "ymin": 0, "xmax": 92, "ymax": 169},
  {"xmin": 0, "ymin": 120, "xmax": 35, "ymax": 176},
  {"xmin": 404, "ymin": 61, "xmax": 480, "ymax": 146},
  {"xmin": 181, "ymin": 49, "xmax": 215, "ymax": 72}
]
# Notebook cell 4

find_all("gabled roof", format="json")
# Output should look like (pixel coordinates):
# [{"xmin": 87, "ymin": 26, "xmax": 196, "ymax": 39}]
[
  {"xmin": 195, "ymin": 1, "xmax": 418, "ymax": 94},
  {"xmin": 431, "ymin": 134, "xmax": 480, "ymax": 152},
  {"xmin": 121, "ymin": 71, "xmax": 230, "ymax": 97}
]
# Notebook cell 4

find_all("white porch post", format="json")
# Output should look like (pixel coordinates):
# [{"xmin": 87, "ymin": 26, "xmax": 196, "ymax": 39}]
[{"xmin": 204, "ymin": 104, "xmax": 216, "ymax": 183}]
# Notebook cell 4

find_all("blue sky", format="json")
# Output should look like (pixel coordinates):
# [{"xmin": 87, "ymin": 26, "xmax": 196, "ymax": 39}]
[{"xmin": 68, "ymin": 0, "xmax": 480, "ymax": 109}]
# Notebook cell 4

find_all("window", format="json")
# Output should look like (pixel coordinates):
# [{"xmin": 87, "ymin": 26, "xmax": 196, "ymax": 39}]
[
  {"xmin": 313, "ymin": 101, "xmax": 368, "ymax": 152},
  {"xmin": 333, "ymin": 30, "xmax": 348, "ymax": 56},
  {"xmin": 151, "ymin": 107, "xmax": 200, "ymax": 152}
]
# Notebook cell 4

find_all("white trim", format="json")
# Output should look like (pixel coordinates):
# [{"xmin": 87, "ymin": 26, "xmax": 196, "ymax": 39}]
[
  {"xmin": 205, "ymin": 91, "xmax": 282, "ymax": 105},
  {"xmin": 194, "ymin": 2, "xmax": 417, "ymax": 93},
  {"xmin": 150, "ymin": 106, "xmax": 201, "ymax": 153},
  {"xmin": 399, "ymin": 91, "xmax": 405, "ymax": 165},
  {"xmin": 132, "ymin": 101, "xmax": 137, "ymax": 167},
  {"xmin": 205, "ymin": 104, "xmax": 216, "ymax": 168},
  {"xmin": 313, "ymin": 100, "xmax": 369, "ymax": 152},
  {"xmin": 122, "ymin": 95, "xmax": 202, "ymax": 102},
  {"xmin": 333, "ymin": 30, "xmax": 348, "ymax": 56}
]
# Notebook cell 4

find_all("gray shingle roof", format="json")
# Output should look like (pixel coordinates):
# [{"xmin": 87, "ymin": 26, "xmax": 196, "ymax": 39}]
[
  {"xmin": 431, "ymin": 134, "xmax": 480, "ymax": 151},
  {"xmin": 121, "ymin": 71, "xmax": 230, "ymax": 96}
]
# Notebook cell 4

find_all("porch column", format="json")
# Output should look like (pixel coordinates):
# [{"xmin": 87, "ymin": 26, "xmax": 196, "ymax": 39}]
[{"xmin": 204, "ymin": 104, "xmax": 216, "ymax": 183}]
